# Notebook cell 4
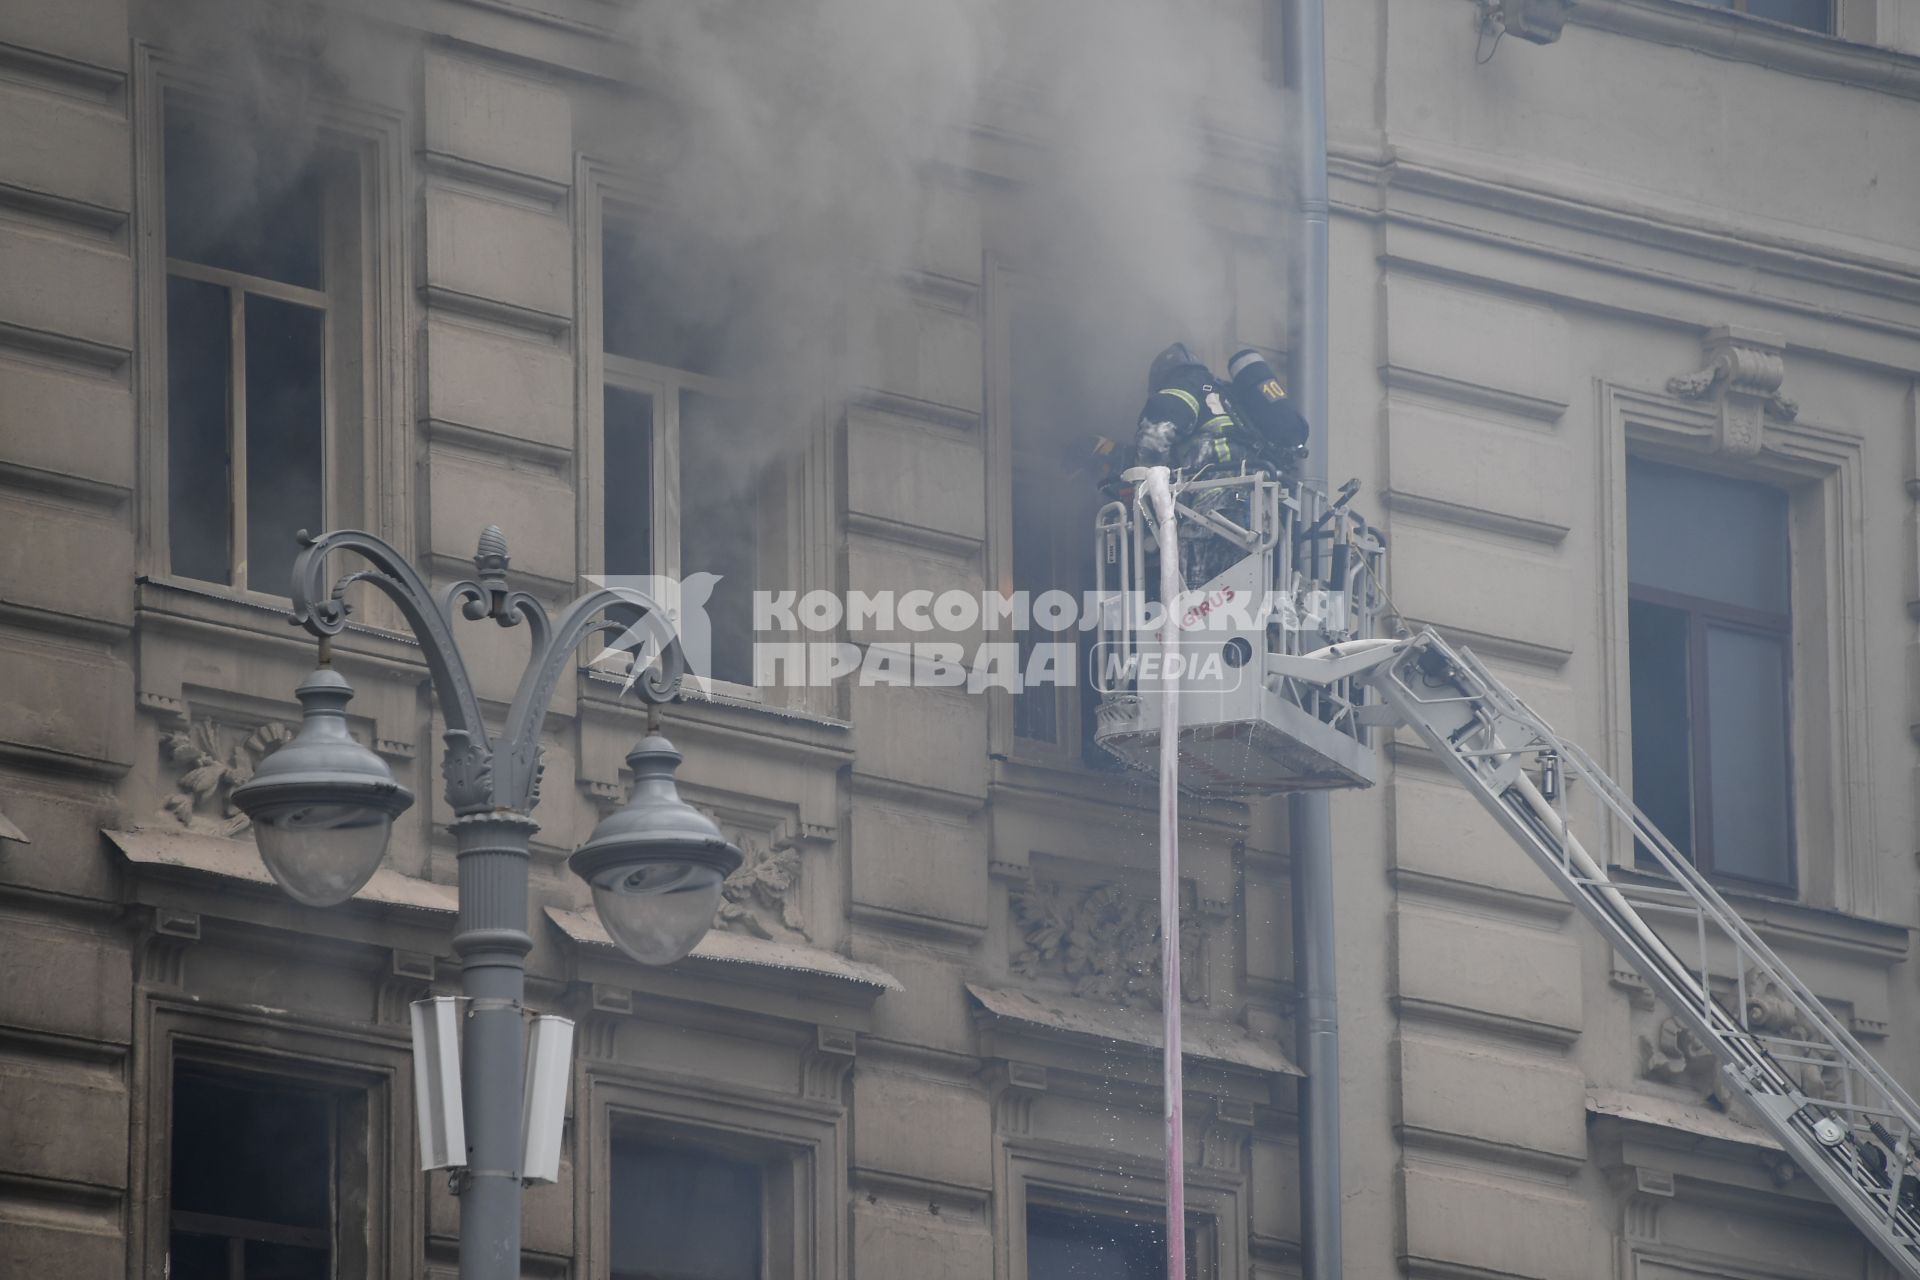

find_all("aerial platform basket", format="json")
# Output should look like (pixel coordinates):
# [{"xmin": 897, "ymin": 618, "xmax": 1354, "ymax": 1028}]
[{"xmin": 1090, "ymin": 469, "xmax": 1390, "ymax": 797}]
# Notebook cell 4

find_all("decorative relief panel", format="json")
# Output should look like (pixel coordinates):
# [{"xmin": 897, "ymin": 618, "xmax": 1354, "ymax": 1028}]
[
  {"xmin": 1011, "ymin": 879, "xmax": 1204, "ymax": 1007},
  {"xmin": 1664, "ymin": 324, "xmax": 1798, "ymax": 459},
  {"xmin": 691, "ymin": 804, "xmax": 815, "ymax": 943},
  {"xmin": 1638, "ymin": 969, "xmax": 1844, "ymax": 1104},
  {"xmin": 158, "ymin": 718, "xmax": 292, "ymax": 835},
  {"xmin": 716, "ymin": 824, "xmax": 807, "ymax": 942}
]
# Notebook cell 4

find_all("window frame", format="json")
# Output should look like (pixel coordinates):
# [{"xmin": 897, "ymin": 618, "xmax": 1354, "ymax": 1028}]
[
  {"xmin": 579, "ymin": 1065, "xmax": 845, "ymax": 1280},
  {"xmin": 132, "ymin": 47, "xmax": 411, "ymax": 606},
  {"xmin": 1597, "ymin": 381, "xmax": 1870, "ymax": 915},
  {"xmin": 577, "ymin": 162, "xmax": 832, "ymax": 713},
  {"xmin": 166, "ymin": 1065, "xmax": 349, "ymax": 1279},
  {"xmin": 136, "ymin": 1000, "xmax": 412, "ymax": 1280},
  {"xmin": 995, "ymin": 1139, "xmax": 1242, "ymax": 1280},
  {"xmin": 1023, "ymin": 1193, "xmax": 1219, "ymax": 1280},
  {"xmin": 1626, "ymin": 576, "xmax": 1798, "ymax": 892}
]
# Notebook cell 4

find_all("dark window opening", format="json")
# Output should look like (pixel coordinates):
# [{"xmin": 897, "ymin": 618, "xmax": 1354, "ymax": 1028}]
[
  {"xmin": 604, "ymin": 386, "xmax": 656, "ymax": 578},
  {"xmin": 603, "ymin": 212, "xmax": 731, "ymax": 378},
  {"xmin": 680, "ymin": 390, "xmax": 758, "ymax": 688},
  {"xmin": 1026, "ymin": 1204, "xmax": 1205, "ymax": 1280},
  {"xmin": 244, "ymin": 296, "xmax": 326, "ymax": 597},
  {"xmin": 167, "ymin": 1068, "xmax": 338, "ymax": 1280},
  {"xmin": 164, "ymin": 110, "xmax": 325, "ymax": 290},
  {"xmin": 1626, "ymin": 458, "xmax": 1794, "ymax": 889},
  {"xmin": 165, "ymin": 274, "xmax": 233, "ymax": 584},
  {"xmin": 1005, "ymin": 287, "xmax": 1124, "ymax": 768},
  {"xmin": 161, "ymin": 95, "xmax": 350, "ymax": 595},
  {"xmin": 609, "ymin": 1139, "xmax": 764, "ymax": 1280}
]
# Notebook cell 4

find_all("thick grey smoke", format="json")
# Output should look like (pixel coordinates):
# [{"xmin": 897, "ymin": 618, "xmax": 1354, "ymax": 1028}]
[{"xmin": 608, "ymin": 0, "xmax": 1295, "ymax": 463}]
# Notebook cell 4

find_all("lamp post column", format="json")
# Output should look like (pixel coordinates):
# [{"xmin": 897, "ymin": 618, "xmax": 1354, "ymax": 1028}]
[{"xmin": 450, "ymin": 811, "xmax": 540, "ymax": 1280}]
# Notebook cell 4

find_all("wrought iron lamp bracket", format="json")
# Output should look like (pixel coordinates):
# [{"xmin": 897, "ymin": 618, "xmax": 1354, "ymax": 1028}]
[{"xmin": 288, "ymin": 527, "xmax": 685, "ymax": 816}]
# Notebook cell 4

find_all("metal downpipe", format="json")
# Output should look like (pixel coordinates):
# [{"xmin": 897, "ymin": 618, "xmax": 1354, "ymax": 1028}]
[{"xmin": 1284, "ymin": 0, "xmax": 1344, "ymax": 1274}]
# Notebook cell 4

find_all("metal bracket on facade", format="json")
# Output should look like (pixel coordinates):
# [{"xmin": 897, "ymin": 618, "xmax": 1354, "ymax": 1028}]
[{"xmin": 1476, "ymin": 0, "xmax": 1577, "ymax": 45}]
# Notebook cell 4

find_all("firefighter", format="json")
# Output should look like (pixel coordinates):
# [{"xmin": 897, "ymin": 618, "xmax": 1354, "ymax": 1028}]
[
  {"xmin": 1132, "ymin": 343, "xmax": 1310, "ymax": 477},
  {"xmin": 1131, "ymin": 343, "xmax": 1239, "ymax": 472}
]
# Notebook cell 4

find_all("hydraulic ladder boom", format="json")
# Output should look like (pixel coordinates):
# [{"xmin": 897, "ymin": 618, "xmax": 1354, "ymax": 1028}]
[{"xmin": 1286, "ymin": 629, "xmax": 1920, "ymax": 1276}]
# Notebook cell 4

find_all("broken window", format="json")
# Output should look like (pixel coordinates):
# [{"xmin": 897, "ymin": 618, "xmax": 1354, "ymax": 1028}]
[
  {"xmin": 1627, "ymin": 457, "xmax": 1795, "ymax": 890},
  {"xmin": 160, "ymin": 98, "xmax": 364, "ymax": 597},
  {"xmin": 609, "ymin": 1138, "xmax": 766, "ymax": 1280},
  {"xmin": 166, "ymin": 1066, "xmax": 363, "ymax": 1280}
]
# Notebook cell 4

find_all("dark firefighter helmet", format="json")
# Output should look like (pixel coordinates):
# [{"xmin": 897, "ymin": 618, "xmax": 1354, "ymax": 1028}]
[{"xmin": 1147, "ymin": 342, "xmax": 1208, "ymax": 394}]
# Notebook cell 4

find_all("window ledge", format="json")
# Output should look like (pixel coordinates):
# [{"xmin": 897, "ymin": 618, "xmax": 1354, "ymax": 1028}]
[
  {"xmin": 1613, "ymin": 867, "xmax": 1911, "ymax": 967},
  {"xmin": 1587, "ymin": 1086, "xmax": 1779, "ymax": 1152},
  {"xmin": 547, "ymin": 905, "xmax": 900, "ymax": 1009},
  {"xmin": 135, "ymin": 576, "xmax": 424, "ymax": 666},
  {"xmin": 106, "ymin": 825, "xmax": 457, "ymax": 917},
  {"xmin": 967, "ymin": 982, "xmax": 1302, "ymax": 1079},
  {"xmin": 1571, "ymin": 0, "xmax": 1920, "ymax": 101}
]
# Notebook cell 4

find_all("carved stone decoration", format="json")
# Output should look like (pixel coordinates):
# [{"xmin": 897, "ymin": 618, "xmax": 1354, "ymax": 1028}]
[
  {"xmin": 1639, "ymin": 1015, "xmax": 1716, "ymax": 1094},
  {"xmin": 1744, "ymin": 970, "xmax": 1845, "ymax": 1102},
  {"xmin": 800, "ymin": 1026, "xmax": 857, "ymax": 1103},
  {"xmin": 1011, "ymin": 879, "xmax": 1203, "ymax": 1008},
  {"xmin": 138, "ymin": 907, "xmax": 200, "ymax": 989},
  {"xmin": 714, "ymin": 826, "xmax": 807, "ymax": 941},
  {"xmin": 377, "ymin": 950, "xmax": 436, "ymax": 1027},
  {"xmin": 981, "ymin": 1060, "xmax": 1046, "ymax": 1137},
  {"xmin": 1200, "ymin": 1098, "xmax": 1255, "ymax": 1174},
  {"xmin": 1610, "ymin": 1165, "xmax": 1673, "ymax": 1243},
  {"xmin": 1665, "ymin": 324, "xmax": 1799, "ymax": 458},
  {"xmin": 159, "ymin": 719, "xmax": 293, "ymax": 835},
  {"xmin": 440, "ymin": 729, "xmax": 495, "ymax": 814}
]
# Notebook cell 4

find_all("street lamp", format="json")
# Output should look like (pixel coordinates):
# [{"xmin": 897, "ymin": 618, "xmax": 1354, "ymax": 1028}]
[{"xmin": 230, "ymin": 525, "xmax": 741, "ymax": 1280}]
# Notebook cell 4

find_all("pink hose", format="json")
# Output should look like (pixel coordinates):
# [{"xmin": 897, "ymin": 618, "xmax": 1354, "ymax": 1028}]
[{"xmin": 1142, "ymin": 467, "xmax": 1186, "ymax": 1278}]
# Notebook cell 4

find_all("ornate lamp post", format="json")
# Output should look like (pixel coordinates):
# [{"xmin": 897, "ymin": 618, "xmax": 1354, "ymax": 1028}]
[{"xmin": 231, "ymin": 526, "xmax": 741, "ymax": 1280}]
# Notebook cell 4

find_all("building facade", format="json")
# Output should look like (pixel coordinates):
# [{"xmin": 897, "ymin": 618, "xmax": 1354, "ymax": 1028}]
[{"xmin": 3, "ymin": 0, "xmax": 1920, "ymax": 1277}]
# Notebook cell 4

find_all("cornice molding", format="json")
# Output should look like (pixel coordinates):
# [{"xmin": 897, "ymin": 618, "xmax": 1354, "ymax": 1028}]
[
  {"xmin": 1365, "ymin": 141, "xmax": 1920, "ymax": 317},
  {"xmin": 1570, "ymin": 0, "xmax": 1920, "ymax": 102}
]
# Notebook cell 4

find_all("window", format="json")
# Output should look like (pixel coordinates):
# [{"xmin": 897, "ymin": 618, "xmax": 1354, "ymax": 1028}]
[
  {"xmin": 609, "ymin": 1136, "xmax": 782, "ymax": 1280},
  {"xmin": 1627, "ymin": 457, "xmax": 1794, "ymax": 889},
  {"xmin": 1000, "ymin": 283, "xmax": 1123, "ymax": 766},
  {"xmin": 166, "ymin": 1066, "xmax": 368, "ymax": 1280},
  {"xmin": 1694, "ymin": 0, "xmax": 1833, "ymax": 34},
  {"xmin": 1026, "ymin": 1203, "xmax": 1210, "ymax": 1280},
  {"xmin": 598, "ymin": 206, "xmax": 781, "ymax": 691},
  {"xmin": 159, "ymin": 96, "xmax": 366, "ymax": 596}
]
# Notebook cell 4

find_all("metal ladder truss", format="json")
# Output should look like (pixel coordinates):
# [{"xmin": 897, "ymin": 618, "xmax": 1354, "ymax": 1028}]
[{"xmin": 1357, "ymin": 629, "xmax": 1920, "ymax": 1277}]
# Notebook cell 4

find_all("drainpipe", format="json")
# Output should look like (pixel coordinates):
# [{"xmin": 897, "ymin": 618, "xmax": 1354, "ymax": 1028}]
[{"xmin": 1283, "ymin": 0, "xmax": 1343, "ymax": 1276}]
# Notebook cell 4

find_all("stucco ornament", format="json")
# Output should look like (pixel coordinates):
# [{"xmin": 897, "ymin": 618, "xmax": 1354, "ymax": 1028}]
[
  {"xmin": 1640, "ymin": 1014, "xmax": 1717, "ymax": 1093},
  {"xmin": 1011, "ymin": 879, "xmax": 1202, "ymax": 1007},
  {"xmin": 1665, "ymin": 324, "xmax": 1799, "ymax": 459},
  {"xmin": 714, "ymin": 829, "xmax": 806, "ymax": 941},
  {"xmin": 1640, "ymin": 972, "xmax": 1846, "ymax": 1105},
  {"xmin": 1744, "ymin": 970, "xmax": 1845, "ymax": 1102},
  {"xmin": 160, "ymin": 719, "xmax": 294, "ymax": 835}
]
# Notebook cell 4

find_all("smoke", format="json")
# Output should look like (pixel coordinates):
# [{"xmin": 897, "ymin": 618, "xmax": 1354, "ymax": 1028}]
[{"xmin": 607, "ymin": 0, "xmax": 1295, "ymax": 466}]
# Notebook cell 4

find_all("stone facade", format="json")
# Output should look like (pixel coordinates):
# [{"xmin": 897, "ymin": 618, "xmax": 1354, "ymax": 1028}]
[{"xmin": 3, "ymin": 1, "xmax": 1920, "ymax": 1277}]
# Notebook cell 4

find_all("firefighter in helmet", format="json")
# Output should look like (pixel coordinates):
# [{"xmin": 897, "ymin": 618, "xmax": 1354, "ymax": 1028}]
[{"xmin": 1132, "ymin": 343, "xmax": 1309, "ymax": 476}]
